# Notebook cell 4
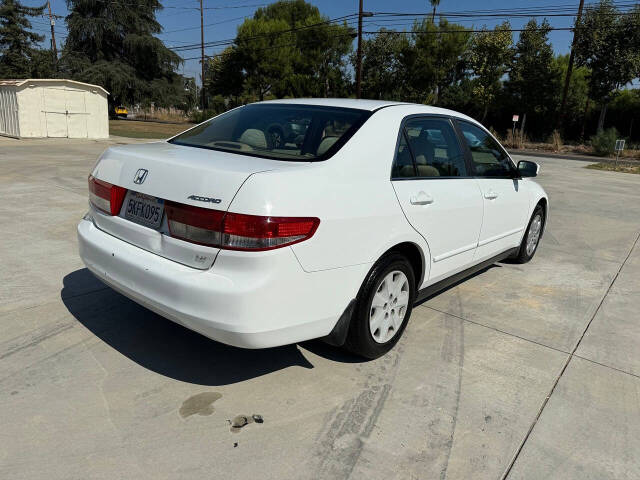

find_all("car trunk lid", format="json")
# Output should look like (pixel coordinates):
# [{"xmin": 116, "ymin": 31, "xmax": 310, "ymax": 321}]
[{"xmin": 89, "ymin": 141, "xmax": 305, "ymax": 268}]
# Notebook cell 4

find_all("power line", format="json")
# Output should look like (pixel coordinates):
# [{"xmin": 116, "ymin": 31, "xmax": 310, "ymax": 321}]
[
  {"xmin": 159, "ymin": 15, "xmax": 248, "ymax": 35},
  {"xmin": 371, "ymin": 1, "xmax": 638, "ymax": 17},
  {"xmin": 179, "ymin": 20, "xmax": 636, "ymax": 62},
  {"xmin": 167, "ymin": 6, "xmax": 639, "ymax": 55},
  {"xmin": 180, "ymin": 31, "xmax": 359, "ymax": 61},
  {"xmin": 168, "ymin": 14, "xmax": 357, "ymax": 52},
  {"xmin": 361, "ymin": 25, "xmax": 640, "ymax": 35},
  {"xmin": 65, "ymin": 0, "xmax": 267, "ymax": 10}
]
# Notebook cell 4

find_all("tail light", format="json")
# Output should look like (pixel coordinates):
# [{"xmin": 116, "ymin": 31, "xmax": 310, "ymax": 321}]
[
  {"xmin": 166, "ymin": 201, "xmax": 319, "ymax": 251},
  {"xmin": 88, "ymin": 175, "xmax": 127, "ymax": 216}
]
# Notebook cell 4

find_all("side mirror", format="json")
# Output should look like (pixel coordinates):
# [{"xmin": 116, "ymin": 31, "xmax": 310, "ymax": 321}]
[{"xmin": 517, "ymin": 160, "xmax": 539, "ymax": 178}]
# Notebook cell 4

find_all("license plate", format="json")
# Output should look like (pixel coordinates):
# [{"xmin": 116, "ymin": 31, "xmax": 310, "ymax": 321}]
[{"xmin": 123, "ymin": 191, "xmax": 164, "ymax": 229}]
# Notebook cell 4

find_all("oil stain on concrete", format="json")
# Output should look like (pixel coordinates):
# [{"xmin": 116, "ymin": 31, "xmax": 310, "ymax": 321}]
[{"xmin": 179, "ymin": 392, "xmax": 222, "ymax": 418}]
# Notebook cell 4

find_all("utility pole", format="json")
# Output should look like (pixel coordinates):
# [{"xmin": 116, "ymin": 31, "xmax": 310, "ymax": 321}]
[
  {"xmin": 355, "ymin": 0, "xmax": 364, "ymax": 99},
  {"xmin": 47, "ymin": 1, "xmax": 58, "ymax": 71},
  {"xmin": 199, "ymin": 0, "xmax": 206, "ymax": 110},
  {"xmin": 355, "ymin": 1, "xmax": 372, "ymax": 99},
  {"xmin": 557, "ymin": 0, "xmax": 585, "ymax": 131}
]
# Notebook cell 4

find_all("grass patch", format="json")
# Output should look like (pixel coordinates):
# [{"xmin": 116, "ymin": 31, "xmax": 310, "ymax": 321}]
[
  {"xmin": 109, "ymin": 120, "xmax": 193, "ymax": 139},
  {"xmin": 586, "ymin": 162, "xmax": 640, "ymax": 174}
]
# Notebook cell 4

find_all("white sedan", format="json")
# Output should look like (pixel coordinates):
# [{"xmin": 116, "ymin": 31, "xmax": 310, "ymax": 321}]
[{"xmin": 78, "ymin": 99, "xmax": 547, "ymax": 359}]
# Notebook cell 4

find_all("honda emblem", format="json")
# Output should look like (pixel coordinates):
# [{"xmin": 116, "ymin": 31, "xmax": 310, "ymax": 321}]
[{"xmin": 133, "ymin": 168, "xmax": 148, "ymax": 184}]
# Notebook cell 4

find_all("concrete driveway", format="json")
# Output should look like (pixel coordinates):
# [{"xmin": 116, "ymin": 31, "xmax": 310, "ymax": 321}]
[{"xmin": 1, "ymin": 137, "xmax": 638, "ymax": 479}]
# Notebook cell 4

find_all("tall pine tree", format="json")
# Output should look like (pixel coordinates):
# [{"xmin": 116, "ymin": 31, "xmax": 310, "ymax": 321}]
[
  {"xmin": 62, "ymin": 0, "xmax": 183, "ymax": 109},
  {"xmin": 505, "ymin": 19, "xmax": 562, "ymax": 137},
  {"xmin": 0, "ymin": 0, "xmax": 45, "ymax": 78}
]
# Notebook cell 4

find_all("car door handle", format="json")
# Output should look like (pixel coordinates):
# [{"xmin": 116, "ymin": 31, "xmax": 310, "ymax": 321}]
[
  {"xmin": 410, "ymin": 192, "xmax": 434, "ymax": 205},
  {"xmin": 484, "ymin": 190, "xmax": 499, "ymax": 200}
]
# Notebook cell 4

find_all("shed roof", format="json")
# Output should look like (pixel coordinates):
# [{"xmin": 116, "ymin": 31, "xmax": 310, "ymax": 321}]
[{"xmin": 0, "ymin": 78, "xmax": 109, "ymax": 95}]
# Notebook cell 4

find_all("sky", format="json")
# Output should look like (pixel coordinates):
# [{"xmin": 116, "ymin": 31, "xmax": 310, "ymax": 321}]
[{"xmin": 26, "ymin": 0, "xmax": 583, "ymax": 85}]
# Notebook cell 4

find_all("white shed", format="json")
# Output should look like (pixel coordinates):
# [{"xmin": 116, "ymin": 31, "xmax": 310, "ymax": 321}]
[{"xmin": 0, "ymin": 79, "xmax": 109, "ymax": 139}]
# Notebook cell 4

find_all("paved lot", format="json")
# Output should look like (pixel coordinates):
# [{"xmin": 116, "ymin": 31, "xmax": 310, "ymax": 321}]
[{"xmin": 1, "ymin": 136, "xmax": 639, "ymax": 480}]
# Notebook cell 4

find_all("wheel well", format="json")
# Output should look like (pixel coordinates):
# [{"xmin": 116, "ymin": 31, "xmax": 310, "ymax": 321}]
[
  {"xmin": 386, "ymin": 242, "xmax": 425, "ymax": 289},
  {"xmin": 536, "ymin": 198, "xmax": 548, "ymax": 233},
  {"xmin": 537, "ymin": 197, "xmax": 547, "ymax": 214}
]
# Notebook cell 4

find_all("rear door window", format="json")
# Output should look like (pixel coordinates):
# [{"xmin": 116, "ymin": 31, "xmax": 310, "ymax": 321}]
[{"xmin": 392, "ymin": 117, "xmax": 467, "ymax": 178}]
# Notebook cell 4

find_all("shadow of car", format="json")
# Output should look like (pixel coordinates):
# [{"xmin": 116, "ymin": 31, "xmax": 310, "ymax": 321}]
[{"xmin": 61, "ymin": 269, "xmax": 319, "ymax": 386}]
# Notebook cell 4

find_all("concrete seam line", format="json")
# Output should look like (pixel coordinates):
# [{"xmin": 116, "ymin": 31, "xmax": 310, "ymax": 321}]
[
  {"xmin": 422, "ymin": 305, "xmax": 570, "ymax": 356},
  {"xmin": 499, "ymin": 229, "xmax": 640, "ymax": 480},
  {"xmin": 572, "ymin": 354, "xmax": 640, "ymax": 381}
]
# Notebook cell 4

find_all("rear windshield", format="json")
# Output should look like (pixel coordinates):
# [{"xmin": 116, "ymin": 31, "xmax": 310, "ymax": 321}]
[{"xmin": 169, "ymin": 103, "xmax": 371, "ymax": 161}]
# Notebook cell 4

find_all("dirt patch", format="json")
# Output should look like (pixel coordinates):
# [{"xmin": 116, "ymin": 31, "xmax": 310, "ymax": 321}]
[{"xmin": 109, "ymin": 120, "xmax": 192, "ymax": 139}]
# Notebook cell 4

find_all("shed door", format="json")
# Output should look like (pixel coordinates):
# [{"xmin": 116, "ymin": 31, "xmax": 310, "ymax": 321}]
[
  {"xmin": 42, "ymin": 87, "xmax": 89, "ymax": 138},
  {"xmin": 66, "ymin": 91, "xmax": 88, "ymax": 138},
  {"xmin": 43, "ymin": 88, "xmax": 68, "ymax": 138}
]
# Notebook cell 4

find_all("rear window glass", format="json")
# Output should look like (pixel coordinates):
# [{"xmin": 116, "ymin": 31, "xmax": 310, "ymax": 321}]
[{"xmin": 169, "ymin": 104, "xmax": 371, "ymax": 161}]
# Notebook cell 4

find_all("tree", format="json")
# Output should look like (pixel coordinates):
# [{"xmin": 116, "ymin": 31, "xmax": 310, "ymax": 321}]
[
  {"xmin": 411, "ymin": 18, "xmax": 471, "ymax": 105},
  {"xmin": 236, "ymin": 0, "xmax": 353, "ymax": 99},
  {"xmin": 224, "ymin": 0, "xmax": 353, "ymax": 101},
  {"xmin": 573, "ymin": 0, "xmax": 640, "ymax": 131},
  {"xmin": 0, "ymin": 0, "xmax": 45, "ymax": 78},
  {"xmin": 430, "ymin": 0, "xmax": 440, "ymax": 23},
  {"xmin": 552, "ymin": 54, "xmax": 590, "ymax": 138},
  {"xmin": 29, "ymin": 48, "xmax": 58, "ymax": 78},
  {"xmin": 234, "ymin": 16, "xmax": 296, "ymax": 101},
  {"xmin": 505, "ymin": 19, "xmax": 562, "ymax": 136},
  {"xmin": 62, "ymin": 0, "xmax": 184, "ymax": 109},
  {"xmin": 469, "ymin": 22, "xmax": 513, "ymax": 122},
  {"xmin": 357, "ymin": 30, "xmax": 410, "ymax": 100},
  {"xmin": 607, "ymin": 89, "xmax": 640, "ymax": 141},
  {"xmin": 206, "ymin": 46, "xmax": 245, "ymax": 103}
]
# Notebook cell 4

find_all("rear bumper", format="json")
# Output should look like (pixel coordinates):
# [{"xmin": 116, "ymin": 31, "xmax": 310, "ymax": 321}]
[{"xmin": 77, "ymin": 218, "xmax": 368, "ymax": 348}]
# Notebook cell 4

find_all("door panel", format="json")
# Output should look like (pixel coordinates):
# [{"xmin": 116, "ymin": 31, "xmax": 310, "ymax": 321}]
[
  {"xmin": 456, "ymin": 120, "xmax": 529, "ymax": 259},
  {"xmin": 474, "ymin": 178, "xmax": 529, "ymax": 259},
  {"xmin": 45, "ymin": 113, "xmax": 67, "ymax": 137},
  {"xmin": 66, "ymin": 90, "xmax": 88, "ymax": 138},
  {"xmin": 391, "ymin": 116, "xmax": 484, "ymax": 284},
  {"xmin": 393, "ymin": 180, "xmax": 484, "ymax": 282},
  {"xmin": 43, "ymin": 88, "xmax": 68, "ymax": 138}
]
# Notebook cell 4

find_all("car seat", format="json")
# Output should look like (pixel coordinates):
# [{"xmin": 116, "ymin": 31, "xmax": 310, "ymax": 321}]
[
  {"xmin": 410, "ymin": 133, "xmax": 440, "ymax": 177},
  {"xmin": 239, "ymin": 129, "xmax": 269, "ymax": 149}
]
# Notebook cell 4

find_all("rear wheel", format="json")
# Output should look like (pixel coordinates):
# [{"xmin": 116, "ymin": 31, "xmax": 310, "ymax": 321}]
[
  {"xmin": 513, "ymin": 205, "xmax": 545, "ymax": 263},
  {"xmin": 345, "ymin": 253, "xmax": 416, "ymax": 359}
]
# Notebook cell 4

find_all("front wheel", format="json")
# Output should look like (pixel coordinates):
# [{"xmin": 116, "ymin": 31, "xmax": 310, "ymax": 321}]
[
  {"xmin": 513, "ymin": 204, "xmax": 545, "ymax": 263},
  {"xmin": 345, "ymin": 253, "xmax": 416, "ymax": 359}
]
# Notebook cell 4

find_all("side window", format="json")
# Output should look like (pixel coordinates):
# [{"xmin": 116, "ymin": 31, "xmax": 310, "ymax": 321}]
[
  {"xmin": 457, "ymin": 121, "xmax": 515, "ymax": 178},
  {"xmin": 404, "ymin": 118, "xmax": 467, "ymax": 177},
  {"xmin": 392, "ymin": 131, "xmax": 416, "ymax": 178}
]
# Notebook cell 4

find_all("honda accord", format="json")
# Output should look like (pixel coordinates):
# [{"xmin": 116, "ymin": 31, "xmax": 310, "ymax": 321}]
[{"xmin": 78, "ymin": 99, "xmax": 547, "ymax": 359}]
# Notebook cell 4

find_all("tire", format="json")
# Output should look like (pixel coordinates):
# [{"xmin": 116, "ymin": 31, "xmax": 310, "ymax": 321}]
[
  {"xmin": 513, "ymin": 204, "xmax": 545, "ymax": 264},
  {"xmin": 344, "ymin": 253, "xmax": 416, "ymax": 359}
]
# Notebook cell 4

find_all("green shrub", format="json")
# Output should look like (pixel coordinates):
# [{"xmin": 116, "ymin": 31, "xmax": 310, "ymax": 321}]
[
  {"xmin": 188, "ymin": 109, "xmax": 216, "ymax": 124},
  {"xmin": 590, "ymin": 127, "xmax": 619, "ymax": 156}
]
